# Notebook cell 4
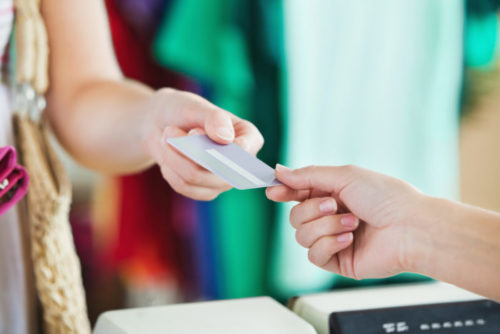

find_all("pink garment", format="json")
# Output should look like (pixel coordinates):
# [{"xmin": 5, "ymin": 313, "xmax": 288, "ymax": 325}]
[
  {"xmin": 0, "ymin": 146, "xmax": 29, "ymax": 216},
  {"xmin": 0, "ymin": 0, "xmax": 38, "ymax": 333},
  {"xmin": 0, "ymin": 86, "xmax": 36, "ymax": 334}
]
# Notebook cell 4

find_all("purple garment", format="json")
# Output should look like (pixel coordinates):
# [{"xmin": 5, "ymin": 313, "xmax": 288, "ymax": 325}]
[{"xmin": 114, "ymin": 0, "xmax": 170, "ymax": 35}]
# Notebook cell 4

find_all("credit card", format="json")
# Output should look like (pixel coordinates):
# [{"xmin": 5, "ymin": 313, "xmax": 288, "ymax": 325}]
[{"xmin": 167, "ymin": 135, "xmax": 281, "ymax": 190}]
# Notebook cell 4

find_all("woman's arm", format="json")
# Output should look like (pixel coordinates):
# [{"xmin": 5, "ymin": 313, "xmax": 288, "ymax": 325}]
[
  {"xmin": 43, "ymin": 0, "xmax": 151, "ymax": 172},
  {"xmin": 409, "ymin": 196, "xmax": 500, "ymax": 300},
  {"xmin": 266, "ymin": 165, "xmax": 500, "ymax": 301},
  {"xmin": 41, "ymin": 0, "xmax": 263, "ymax": 200}
]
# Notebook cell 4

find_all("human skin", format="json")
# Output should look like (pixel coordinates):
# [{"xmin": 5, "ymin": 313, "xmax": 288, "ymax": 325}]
[
  {"xmin": 41, "ymin": 0, "xmax": 263, "ymax": 201},
  {"xmin": 266, "ymin": 164, "xmax": 500, "ymax": 301}
]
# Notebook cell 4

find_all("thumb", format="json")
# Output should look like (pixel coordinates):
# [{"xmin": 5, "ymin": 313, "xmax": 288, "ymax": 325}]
[
  {"xmin": 275, "ymin": 164, "xmax": 358, "ymax": 194},
  {"xmin": 204, "ymin": 108, "xmax": 235, "ymax": 144}
]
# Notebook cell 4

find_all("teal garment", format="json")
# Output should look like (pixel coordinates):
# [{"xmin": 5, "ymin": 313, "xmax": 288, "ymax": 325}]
[
  {"xmin": 153, "ymin": 0, "xmax": 283, "ymax": 298},
  {"xmin": 270, "ymin": 0, "xmax": 464, "ymax": 298},
  {"xmin": 153, "ymin": 0, "xmax": 253, "ymax": 118},
  {"xmin": 464, "ymin": 13, "xmax": 498, "ymax": 69}
]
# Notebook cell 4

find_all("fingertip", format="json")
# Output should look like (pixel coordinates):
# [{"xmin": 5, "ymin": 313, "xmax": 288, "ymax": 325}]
[
  {"xmin": 234, "ymin": 120, "xmax": 264, "ymax": 154},
  {"xmin": 265, "ymin": 186, "xmax": 279, "ymax": 201},
  {"xmin": 319, "ymin": 198, "xmax": 337, "ymax": 213},
  {"xmin": 340, "ymin": 214, "xmax": 358, "ymax": 228},
  {"xmin": 336, "ymin": 232, "xmax": 354, "ymax": 243},
  {"xmin": 275, "ymin": 164, "xmax": 298, "ymax": 189},
  {"xmin": 206, "ymin": 109, "xmax": 235, "ymax": 144},
  {"xmin": 215, "ymin": 127, "xmax": 235, "ymax": 142},
  {"xmin": 206, "ymin": 127, "xmax": 234, "ymax": 144},
  {"xmin": 275, "ymin": 163, "xmax": 291, "ymax": 174},
  {"xmin": 265, "ymin": 185, "xmax": 291, "ymax": 202}
]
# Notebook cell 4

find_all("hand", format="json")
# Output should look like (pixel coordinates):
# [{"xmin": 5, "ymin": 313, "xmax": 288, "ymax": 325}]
[
  {"xmin": 143, "ymin": 88, "xmax": 264, "ymax": 201},
  {"xmin": 266, "ymin": 164, "xmax": 427, "ymax": 280}
]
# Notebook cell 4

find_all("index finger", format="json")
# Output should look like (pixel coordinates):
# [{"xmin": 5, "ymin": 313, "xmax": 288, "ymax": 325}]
[
  {"xmin": 275, "ymin": 164, "xmax": 359, "ymax": 194},
  {"xmin": 266, "ymin": 184, "xmax": 311, "ymax": 202}
]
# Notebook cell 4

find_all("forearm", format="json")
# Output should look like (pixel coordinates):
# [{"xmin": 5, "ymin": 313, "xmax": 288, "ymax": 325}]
[
  {"xmin": 41, "ymin": 0, "xmax": 161, "ymax": 174},
  {"xmin": 409, "ymin": 196, "xmax": 500, "ymax": 300},
  {"xmin": 47, "ymin": 79, "xmax": 157, "ymax": 174}
]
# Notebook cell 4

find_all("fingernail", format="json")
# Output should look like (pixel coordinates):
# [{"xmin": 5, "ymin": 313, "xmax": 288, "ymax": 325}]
[
  {"xmin": 341, "ymin": 215, "xmax": 358, "ymax": 227},
  {"xmin": 337, "ymin": 233, "xmax": 353, "ymax": 243},
  {"xmin": 319, "ymin": 199, "xmax": 336, "ymax": 213},
  {"xmin": 188, "ymin": 129, "xmax": 198, "ymax": 135},
  {"xmin": 216, "ymin": 127, "xmax": 234, "ymax": 141},
  {"xmin": 275, "ymin": 164, "xmax": 291, "ymax": 174}
]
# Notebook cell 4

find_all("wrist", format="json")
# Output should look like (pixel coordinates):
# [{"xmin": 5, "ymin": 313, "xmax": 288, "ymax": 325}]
[
  {"xmin": 400, "ymin": 194, "xmax": 450, "ymax": 275},
  {"xmin": 140, "ymin": 90, "xmax": 173, "ymax": 168}
]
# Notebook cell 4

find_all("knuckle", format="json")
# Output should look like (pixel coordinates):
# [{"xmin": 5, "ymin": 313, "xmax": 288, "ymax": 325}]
[
  {"xmin": 161, "ymin": 169, "xmax": 183, "ymax": 190},
  {"xmin": 295, "ymin": 229, "xmax": 307, "ymax": 248},
  {"xmin": 307, "ymin": 249, "xmax": 316, "ymax": 264},
  {"xmin": 198, "ymin": 192, "xmax": 219, "ymax": 202},
  {"xmin": 157, "ymin": 87, "xmax": 176, "ymax": 96},
  {"xmin": 306, "ymin": 165, "xmax": 322, "ymax": 176},
  {"xmin": 169, "ymin": 176, "xmax": 186, "ymax": 192},
  {"xmin": 308, "ymin": 165, "xmax": 319, "ymax": 172},
  {"xmin": 175, "ymin": 89, "xmax": 197, "ymax": 100},
  {"xmin": 342, "ymin": 164, "xmax": 357, "ymax": 174},
  {"xmin": 247, "ymin": 123, "xmax": 265, "ymax": 147},
  {"xmin": 221, "ymin": 184, "xmax": 233, "ymax": 192},
  {"xmin": 257, "ymin": 132, "xmax": 265, "ymax": 148},
  {"xmin": 211, "ymin": 107, "xmax": 230, "ymax": 121},
  {"xmin": 207, "ymin": 191, "xmax": 221, "ymax": 201},
  {"xmin": 325, "ymin": 237, "xmax": 341, "ymax": 254},
  {"xmin": 325, "ymin": 215, "xmax": 339, "ymax": 232},
  {"xmin": 289, "ymin": 207, "xmax": 299, "ymax": 227},
  {"xmin": 183, "ymin": 167, "xmax": 202, "ymax": 184},
  {"xmin": 307, "ymin": 249, "xmax": 321, "ymax": 266}
]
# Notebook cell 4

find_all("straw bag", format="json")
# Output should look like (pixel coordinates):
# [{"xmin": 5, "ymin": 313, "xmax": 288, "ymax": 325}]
[{"xmin": 12, "ymin": 0, "xmax": 91, "ymax": 333}]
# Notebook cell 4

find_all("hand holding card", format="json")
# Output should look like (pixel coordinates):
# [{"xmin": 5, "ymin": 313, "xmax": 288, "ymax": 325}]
[{"xmin": 167, "ymin": 135, "xmax": 281, "ymax": 190}]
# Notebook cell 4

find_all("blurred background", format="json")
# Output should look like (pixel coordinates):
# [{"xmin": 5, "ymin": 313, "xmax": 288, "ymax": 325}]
[{"xmin": 58, "ymin": 0, "xmax": 500, "ymax": 325}]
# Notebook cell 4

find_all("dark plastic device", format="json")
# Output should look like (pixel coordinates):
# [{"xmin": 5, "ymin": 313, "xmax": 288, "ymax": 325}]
[{"xmin": 330, "ymin": 299, "xmax": 500, "ymax": 333}]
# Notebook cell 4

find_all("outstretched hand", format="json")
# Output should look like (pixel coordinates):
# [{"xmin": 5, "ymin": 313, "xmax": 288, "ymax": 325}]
[
  {"xmin": 144, "ymin": 88, "xmax": 264, "ymax": 201},
  {"xmin": 266, "ymin": 164, "xmax": 426, "ymax": 280}
]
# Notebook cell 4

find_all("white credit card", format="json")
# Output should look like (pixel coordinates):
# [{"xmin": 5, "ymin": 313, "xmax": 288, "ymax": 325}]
[{"xmin": 167, "ymin": 135, "xmax": 281, "ymax": 190}]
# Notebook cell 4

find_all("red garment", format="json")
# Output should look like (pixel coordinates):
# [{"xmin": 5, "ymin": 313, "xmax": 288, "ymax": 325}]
[{"xmin": 103, "ymin": 0, "xmax": 200, "ymax": 297}]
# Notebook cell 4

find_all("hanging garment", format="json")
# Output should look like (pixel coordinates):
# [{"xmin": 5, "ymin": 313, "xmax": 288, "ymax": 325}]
[
  {"xmin": 270, "ymin": 0, "xmax": 464, "ymax": 297},
  {"xmin": 154, "ymin": 0, "xmax": 283, "ymax": 298},
  {"xmin": 463, "ymin": 0, "xmax": 500, "ymax": 69},
  {"xmin": 464, "ymin": 15, "xmax": 498, "ymax": 68},
  {"xmin": 113, "ymin": 0, "xmax": 223, "ymax": 301},
  {"xmin": 153, "ymin": 0, "xmax": 253, "ymax": 118},
  {"xmin": 191, "ymin": 201, "xmax": 221, "ymax": 300},
  {"xmin": 113, "ymin": 0, "xmax": 168, "ymax": 36},
  {"xmin": 103, "ymin": 0, "xmax": 204, "ymax": 302},
  {"xmin": 0, "ymin": 1, "xmax": 39, "ymax": 332},
  {"xmin": 0, "ymin": 146, "xmax": 28, "ymax": 216}
]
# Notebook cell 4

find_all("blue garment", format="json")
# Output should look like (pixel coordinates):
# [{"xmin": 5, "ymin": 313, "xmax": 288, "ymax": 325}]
[{"xmin": 193, "ymin": 201, "xmax": 221, "ymax": 300}]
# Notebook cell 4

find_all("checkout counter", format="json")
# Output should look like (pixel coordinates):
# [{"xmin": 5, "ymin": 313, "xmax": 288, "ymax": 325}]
[{"xmin": 94, "ymin": 282, "xmax": 500, "ymax": 333}]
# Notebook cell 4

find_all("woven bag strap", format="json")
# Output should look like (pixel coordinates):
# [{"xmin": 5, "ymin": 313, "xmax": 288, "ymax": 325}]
[
  {"xmin": 12, "ymin": 1, "xmax": 92, "ymax": 333},
  {"xmin": 14, "ymin": 0, "xmax": 49, "ymax": 94}
]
